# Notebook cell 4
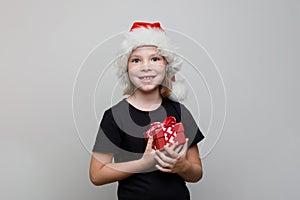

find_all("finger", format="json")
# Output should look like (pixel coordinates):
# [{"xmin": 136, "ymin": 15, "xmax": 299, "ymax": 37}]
[
  {"xmin": 163, "ymin": 145, "xmax": 180, "ymax": 159},
  {"xmin": 154, "ymin": 154, "xmax": 171, "ymax": 168},
  {"xmin": 145, "ymin": 137, "xmax": 154, "ymax": 152},
  {"xmin": 182, "ymin": 138, "xmax": 189, "ymax": 151},
  {"xmin": 185, "ymin": 138, "xmax": 189, "ymax": 144},
  {"xmin": 155, "ymin": 164, "xmax": 172, "ymax": 173},
  {"xmin": 156, "ymin": 164, "xmax": 173, "ymax": 173},
  {"xmin": 166, "ymin": 142, "xmax": 178, "ymax": 151},
  {"xmin": 178, "ymin": 138, "xmax": 189, "ymax": 156},
  {"xmin": 174, "ymin": 144, "xmax": 184, "ymax": 154},
  {"xmin": 155, "ymin": 150, "xmax": 177, "ymax": 165}
]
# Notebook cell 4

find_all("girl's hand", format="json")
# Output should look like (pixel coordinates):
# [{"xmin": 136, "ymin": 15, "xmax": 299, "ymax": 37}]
[
  {"xmin": 140, "ymin": 137, "xmax": 156, "ymax": 167},
  {"xmin": 154, "ymin": 138, "xmax": 189, "ymax": 173}
]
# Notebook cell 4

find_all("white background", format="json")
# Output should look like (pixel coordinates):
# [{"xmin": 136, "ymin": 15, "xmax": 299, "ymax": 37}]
[{"xmin": 1, "ymin": 0, "xmax": 299, "ymax": 199}]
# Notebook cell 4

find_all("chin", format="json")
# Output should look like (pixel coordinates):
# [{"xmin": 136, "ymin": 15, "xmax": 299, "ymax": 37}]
[{"xmin": 137, "ymin": 84, "xmax": 159, "ymax": 93}]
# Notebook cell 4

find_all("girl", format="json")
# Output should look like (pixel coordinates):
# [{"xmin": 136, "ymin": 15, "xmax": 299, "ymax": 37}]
[{"xmin": 90, "ymin": 22, "xmax": 205, "ymax": 200}]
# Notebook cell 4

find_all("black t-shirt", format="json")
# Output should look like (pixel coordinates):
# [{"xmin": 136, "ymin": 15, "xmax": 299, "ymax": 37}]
[{"xmin": 93, "ymin": 98, "xmax": 204, "ymax": 200}]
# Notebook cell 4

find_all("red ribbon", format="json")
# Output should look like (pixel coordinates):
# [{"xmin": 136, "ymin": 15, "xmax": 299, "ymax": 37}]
[
  {"xmin": 145, "ymin": 116, "xmax": 178, "ymax": 149},
  {"xmin": 161, "ymin": 116, "xmax": 177, "ymax": 145}
]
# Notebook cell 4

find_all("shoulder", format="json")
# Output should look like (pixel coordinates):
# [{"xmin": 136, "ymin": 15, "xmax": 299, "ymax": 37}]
[
  {"xmin": 164, "ymin": 98, "xmax": 199, "ymax": 127},
  {"xmin": 164, "ymin": 99, "xmax": 204, "ymax": 146},
  {"xmin": 163, "ymin": 97, "xmax": 181, "ymax": 109},
  {"xmin": 102, "ymin": 99, "xmax": 128, "ymax": 115},
  {"xmin": 101, "ymin": 99, "xmax": 128, "ymax": 125},
  {"xmin": 164, "ymin": 98, "xmax": 190, "ymax": 114},
  {"xmin": 162, "ymin": 98, "xmax": 192, "ymax": 123}
]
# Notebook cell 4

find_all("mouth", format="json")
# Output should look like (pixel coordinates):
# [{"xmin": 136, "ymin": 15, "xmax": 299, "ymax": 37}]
[{"xmin": 139, "ymin": 76, "xmax": 156, "ymax": 80}]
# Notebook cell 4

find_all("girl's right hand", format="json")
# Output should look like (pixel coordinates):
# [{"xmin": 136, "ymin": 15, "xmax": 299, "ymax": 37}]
[{"xmin": 140, "ymin": 137, "xmax": 156, "ymax": 167}]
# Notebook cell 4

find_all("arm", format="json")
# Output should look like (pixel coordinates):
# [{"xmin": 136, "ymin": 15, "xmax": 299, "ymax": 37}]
[
  {"xmin": 177, "ymin": 145, "xmax": 203, "ymax": 182},
  {"xmin": 155, "ymin": 140, "xmax": 203, "ymax": 182},
  {"xmin": 89, "ymin": 137, "xmax": 156, "ymax": 186}
]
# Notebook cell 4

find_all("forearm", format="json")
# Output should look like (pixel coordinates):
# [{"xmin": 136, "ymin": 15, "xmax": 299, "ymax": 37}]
[
  {"xmin": 90, "ymin": 137, "xmax": 156, "ymax": 186},
  {"xmin": 90, "ymin": 157, "xmax": 153, "ymax": 186},
  {"xmin": 177, "ymin": 160, "xmax": 203, "ymax": 182}
]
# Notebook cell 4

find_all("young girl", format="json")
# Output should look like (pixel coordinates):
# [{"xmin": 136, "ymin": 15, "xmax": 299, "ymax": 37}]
[{"xmin": 90, "ymin": 22, "xmax": 205, "ymax": 200}]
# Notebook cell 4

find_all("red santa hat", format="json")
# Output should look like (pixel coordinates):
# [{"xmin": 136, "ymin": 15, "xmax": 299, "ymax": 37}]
[{"xmin": 115, "ymin": 22, "xmax": 187, "ymax": 101}]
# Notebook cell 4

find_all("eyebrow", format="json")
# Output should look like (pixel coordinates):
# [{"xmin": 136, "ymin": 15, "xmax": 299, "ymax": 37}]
[{"xmin": 129, "ymin": 53, "xmax": 162, "ymax": 59}]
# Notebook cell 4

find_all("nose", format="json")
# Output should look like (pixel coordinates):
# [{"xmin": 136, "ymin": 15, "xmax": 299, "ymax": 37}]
[{"xmin": 140, "ymin": 63, "xmax": 152, "ymax": 72}]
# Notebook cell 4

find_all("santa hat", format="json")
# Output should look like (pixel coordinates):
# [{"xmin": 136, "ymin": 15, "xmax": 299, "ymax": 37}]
[{"xmin": 115, "ymin": 22, "xmax": 187, "ymax": 101}]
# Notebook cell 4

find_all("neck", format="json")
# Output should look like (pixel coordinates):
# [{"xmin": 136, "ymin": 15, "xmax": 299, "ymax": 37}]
[{"xmin": 127, "ymin": 89, "xmax": 163, "ymax": 111}]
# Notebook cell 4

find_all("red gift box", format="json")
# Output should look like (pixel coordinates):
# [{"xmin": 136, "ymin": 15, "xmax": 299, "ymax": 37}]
[{"xmin": 144, "ymin": 116, "xmax": 186, "ymax": 150}]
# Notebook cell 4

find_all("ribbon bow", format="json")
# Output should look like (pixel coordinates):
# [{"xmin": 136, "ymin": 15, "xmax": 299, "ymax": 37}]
[{"xmin": 145, "ymin": 116, "xmax": 178, "ymax": 149}]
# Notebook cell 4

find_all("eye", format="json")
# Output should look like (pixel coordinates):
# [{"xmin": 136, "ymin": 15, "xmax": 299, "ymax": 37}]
[
  {"xmin": 131, "ymin": 58, "xmax": 140, "ymax": 63},
  {"xmin": 151, "ymin": 57, "xmax": 161, "ymax": 62}
]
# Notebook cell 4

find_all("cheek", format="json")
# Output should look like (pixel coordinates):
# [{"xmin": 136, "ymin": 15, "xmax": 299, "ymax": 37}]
[
  {"xmin": 127, "ymin": 68, "xmax": 139, "ymax": 83},
  {"xmin": 127, "ymin": 63, "xmax": 135, "ymax": 71},
  {"xmin": 127, "ymin": 67, "xmax": 137, "ymax": 76},
  {"xmin": 158, "ymin": 67, "xmax": 166, "ymax": 77},
  {"xmin": 127, "ymin": 70, "xmax": 134, "ymax": 81}
]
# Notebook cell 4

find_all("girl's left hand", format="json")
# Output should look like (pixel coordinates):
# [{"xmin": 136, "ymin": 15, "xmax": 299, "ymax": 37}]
[{"xmin": 154, "ymin": 138, "xmax": 189, "ymax": 173}]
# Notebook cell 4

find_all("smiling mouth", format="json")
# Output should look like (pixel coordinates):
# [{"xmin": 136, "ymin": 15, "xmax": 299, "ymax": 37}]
[{"xmin": 139, "ymin": 76, "xmax": 156, "ymax": 80}]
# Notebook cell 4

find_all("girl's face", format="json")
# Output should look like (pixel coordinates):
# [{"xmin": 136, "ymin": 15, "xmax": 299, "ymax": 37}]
[{"xmin": 127, "ymin": 46, "xmax": 166, "ymax": 93}]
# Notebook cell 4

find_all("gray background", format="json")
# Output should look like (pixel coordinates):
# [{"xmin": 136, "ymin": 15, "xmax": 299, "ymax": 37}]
[{"xmin": 1, "ymin": 0, "xmax": 299, "ymax": 199}]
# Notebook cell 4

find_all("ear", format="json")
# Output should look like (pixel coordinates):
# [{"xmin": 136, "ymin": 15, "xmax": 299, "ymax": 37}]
[{"xmin": 171, "ymin": 75, "xmax": 176, "ymax": 82}]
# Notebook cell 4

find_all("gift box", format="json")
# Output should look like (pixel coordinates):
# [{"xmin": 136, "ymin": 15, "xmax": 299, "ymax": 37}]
[{"xmin": 144, "ymin": 116, "xmax": 186, "ymax": 150}]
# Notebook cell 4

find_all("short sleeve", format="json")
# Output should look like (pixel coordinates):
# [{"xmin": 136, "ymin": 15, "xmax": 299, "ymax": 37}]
[
  {"xmin": 92, "ymin": 109, "xmax": 122, "ymax": 153},
  {"xmin": 180, "ymin": 104, "xmax": 205, "ymax": 147}
]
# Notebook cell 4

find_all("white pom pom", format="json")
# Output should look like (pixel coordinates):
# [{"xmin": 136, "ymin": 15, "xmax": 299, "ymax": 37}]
[{"xmin": 169, "ymin": 79, "xmax": 187, "ymax": 101}]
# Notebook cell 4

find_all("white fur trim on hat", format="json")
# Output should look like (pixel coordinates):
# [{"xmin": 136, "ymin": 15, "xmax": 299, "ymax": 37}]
[{"xmin": 168, "ymin": 79, "xmax": 187, "ymax": 101}]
